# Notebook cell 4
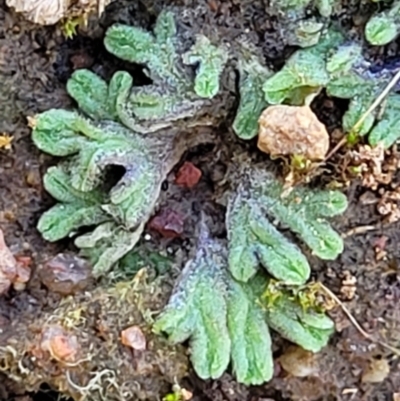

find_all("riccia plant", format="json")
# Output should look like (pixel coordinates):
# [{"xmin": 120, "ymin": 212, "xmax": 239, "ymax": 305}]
[
  {"xmin": 269, "ymin": 0, "xmax": 337, "ymax": 48},
  {"xmin": 233, "ymin": 54, "xmax": 272, "ymax": 139},
  {"xmin": 365, "ymin": 1, "xmax": 400, "ymax": 46},
  {"xmin": 31, "ymin": 8, "xmax": 349, "ymax": 387},
  {"xmin": 227, "ymin": 168, "xmax": 346, "ymax": 283},
  {"xmin": 155, "ymin": 166, "xmax": 346, "ymax": 384},
  {"xmin": 103, "ymin": 12, "xmax": 228, "ymax": 132},
  {"xmin": 32, "ymin": 11, "xmax": 230, "ymax": 276},
  {"xmin": 270, "ymin": 0, "xmax": 335, "ymax": 17}
]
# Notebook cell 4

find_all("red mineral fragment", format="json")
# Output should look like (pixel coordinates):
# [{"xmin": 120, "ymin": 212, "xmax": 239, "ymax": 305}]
[
  {"xmin": 148, "ymin": 209, "xmax": 184, "ymax": 238},
  {"xmin": 175, "ymin": 162, "xmax": 202, "ymax": 188}
]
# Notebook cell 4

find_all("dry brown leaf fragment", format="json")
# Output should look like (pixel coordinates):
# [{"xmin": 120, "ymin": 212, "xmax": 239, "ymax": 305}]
[
  {"xmin": 0, "ymin": 134, "xmax": 13, "ymax": 150},
  {"xmin": 348, "ymin": 144, "xmax": 400, "ymax": 224},
  {"xmin": 6, "ymin": 0, "xmax": 113, "ymax": 25},
  {"xmin": 377, "ymin": 188, "xmax": 400, "ymax": 224},
  {"xmin": 6, "ymin": 0, "xmax": 68, "ymax": 25},
  {"xmin": 257, "ymin": 105, "xmax": 329, "ymax": 161},
  {"xmin": 121, "ymin": 325, "xmax": 146, "ymax": 351},
  {"xmin": 340, "ymin": 270, "xmax": 357, "ymax": 300},
  {"xmin": 349, "ymin": 143, "xmax": 390, "ymax": 190}
]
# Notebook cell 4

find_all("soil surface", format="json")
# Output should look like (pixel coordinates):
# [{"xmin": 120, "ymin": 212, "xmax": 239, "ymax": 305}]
[{"xmin": 1, "ymin": 1, "xmax": 400, "ymax": 400}]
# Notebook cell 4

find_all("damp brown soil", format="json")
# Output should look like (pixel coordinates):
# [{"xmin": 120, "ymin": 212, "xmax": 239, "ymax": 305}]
[{"xmin": 1, "ymin": 1, "xmax": 400, "ymax": 400}]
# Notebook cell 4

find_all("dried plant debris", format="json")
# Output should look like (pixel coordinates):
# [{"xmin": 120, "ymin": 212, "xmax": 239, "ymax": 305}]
[
  {"xmin": 6, "ymin": 0, "xmax": 114, "ymax": 25},
  {"xmin": 155, "ymin": 168, "xmax": 346, "ymax": 385},
  {"xmin": 278, "ymin": 345, "xmax": 320, "ymax": 377},
  {"xmin": 361, "ymin": 358, "xmax": 391, "ymax": 383},
  {"xmin": 31, "ymin": 11, "xmax": 231, "ymax": 276},
  {"xmin": 348, "ymin": 144, "xmax": 400, "ymax": 224},
  {"xmin": 0, "ymin": 270, "xmax": 189, "ymax": 401},
  {"xmin": 349, "ymin": 143, "xmax": 393, "ymax": 190},
  {"xmin": 365, "ymin": 1, "xmax": 400, "ymax": 45}
]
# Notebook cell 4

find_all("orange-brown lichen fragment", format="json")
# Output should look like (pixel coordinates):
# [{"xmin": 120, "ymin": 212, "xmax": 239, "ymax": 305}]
[{"xmin": 257, "ymin": 105, "xmax": 329, "ymax": 161}]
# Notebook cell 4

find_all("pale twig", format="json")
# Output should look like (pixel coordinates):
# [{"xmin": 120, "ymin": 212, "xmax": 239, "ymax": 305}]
[
  {"xmin": 97, "ymin": 0, "xmax": 106, "ymax": 16},
  {"xmin": 342, "ymin": 225, "xmax": 377, "ymax": 238},
  {"xmin": 320, "ymin": 283, "xmax": 400, "ymax": 357},
  {"xmin": 352, "ymin": 69, "xmax": 400, "ymax": 134},
  {"xmin": 297, "ymin": 68, "xmax": 400, "ymax": 186}
]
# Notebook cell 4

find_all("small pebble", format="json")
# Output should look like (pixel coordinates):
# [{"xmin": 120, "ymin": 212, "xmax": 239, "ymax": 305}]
[
  {"xmin": 121, "ymin": 326, "xmax": 146, "ymax": 351},
  {"xmin": 258, "ymin": 105, "xmax": 329, "ymax": 160},
  {"xmin": 39, "ymin": 253, "xmax": 92, "ymax": 295},
  {"xmin": 148, "ymin": 209, "xmax": 185, "ymax": 238}
]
